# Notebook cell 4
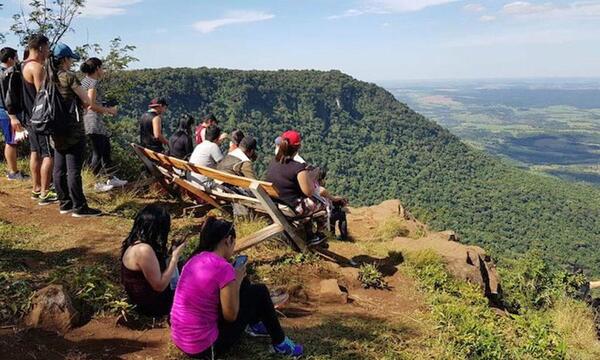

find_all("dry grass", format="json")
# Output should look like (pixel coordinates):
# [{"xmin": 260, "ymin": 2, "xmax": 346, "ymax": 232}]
[
  {"xmin": 552, "ymin": 298, "xmax": 600, "ymax": 359},
  {"xmin": 376, "ymin": 218, "xmax": 409, "ymax": 241}
]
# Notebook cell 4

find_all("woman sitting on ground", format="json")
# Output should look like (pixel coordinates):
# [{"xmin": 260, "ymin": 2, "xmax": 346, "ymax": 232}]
[
  {"xmin": 121, "ymin": 205, "xmax": 186, "ymax": 317},
  {"xmin": 266, "ymin": 130, "xmax": 327, "ymax": 246},
  {"xmin": 170, "ymin": 217, "xmax": 303, "ymax": 358}
]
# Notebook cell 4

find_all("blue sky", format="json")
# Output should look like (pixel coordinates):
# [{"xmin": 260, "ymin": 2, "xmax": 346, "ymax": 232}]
[{"xmin": 2, "ymin": 0, "xmax": 600, "ymax": 81}]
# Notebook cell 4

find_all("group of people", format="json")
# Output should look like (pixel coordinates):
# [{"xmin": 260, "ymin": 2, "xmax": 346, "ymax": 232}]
[
  {"xmin": 139, "ymin": 106, "xmax": 349, "ymax": 244},
  {"xmin": 0, "ymin": 34, "xmax": 127, "ymax": 218}
]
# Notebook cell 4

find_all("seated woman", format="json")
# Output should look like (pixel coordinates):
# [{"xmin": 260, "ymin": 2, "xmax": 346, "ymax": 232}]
[
  {"xmin": 266, "ymin": 130, "xmax": 327, "ymax": 246},
  {"xmin": 121, "ymin": 205, "xmax": 187, "ymax": 317},
  {"xmin": 170, "ymin": 217, "xmax": 303, "ymax": 359},
  {"xmin": 169, "ymin": 115, "xmax": 195, "ymax": 160}
]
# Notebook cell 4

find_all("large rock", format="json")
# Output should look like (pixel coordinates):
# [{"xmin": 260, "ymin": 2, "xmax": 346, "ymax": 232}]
[
  {"xmin": 25, "ymin": 285, "xmax": 79, "ymax": 334},
  {"xmin": 319, "ymin": 279, "xmax": 348, "ymax": 304}
]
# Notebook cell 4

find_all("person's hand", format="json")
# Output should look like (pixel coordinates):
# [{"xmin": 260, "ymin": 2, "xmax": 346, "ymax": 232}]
[
  {"xmin": 235, "ymin": 262, "xmax": 247, "ymax": 284},
  {"xmin": 106, "ymin": 106, "xmax": 118, "ymax": 116},
  {"xmin": 9, "ymin": 116, "xmax": 23, "ymax": 132},
  {"xmin": 172, "ymin": 240, "xmax": 188, "ymax": 260}
]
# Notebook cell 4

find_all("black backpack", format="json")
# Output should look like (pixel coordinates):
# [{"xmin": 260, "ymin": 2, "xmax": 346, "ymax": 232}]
[
  {"xmin": 29, "ymin": 61, "xmax": 69, "ymax": 136},
  {"xmin": 0, "ymin": 63, "xmax": 23, "ymax": 115}
]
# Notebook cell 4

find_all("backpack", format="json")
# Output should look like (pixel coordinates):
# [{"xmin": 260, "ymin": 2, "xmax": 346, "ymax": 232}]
[
  {"xmin": 194, "ymin": 124, "xmax": 206, "ymax": 144},
  {"xmin": 29, "ymin": 62, "xmax": 69, "ymax": 136},
  {"xmin": 0, "ymin": 63, "xmax": 23, "ymax": 115}
]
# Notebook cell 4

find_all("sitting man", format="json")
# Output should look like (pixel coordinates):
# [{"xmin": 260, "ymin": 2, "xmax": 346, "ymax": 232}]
[
  {"xmin": 188, "ymin": 125, "xmax": 224, "ymax": 188},
  {"xmin": 217, "ymin": 135, "xmax": 258, "ymax": 179}
]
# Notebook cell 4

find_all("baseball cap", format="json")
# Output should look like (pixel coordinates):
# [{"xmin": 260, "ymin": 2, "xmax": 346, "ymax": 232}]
[
  {"xmin": 281, "ymin": 130, "xmax": 302, "ymax": 146},
  {"xmin": 149, "ymin": 98, "xmax": 168, "ymax": 108},
  {"xmin": 52, "ymin": 43, "xmax": 80, "ymax": 61}
]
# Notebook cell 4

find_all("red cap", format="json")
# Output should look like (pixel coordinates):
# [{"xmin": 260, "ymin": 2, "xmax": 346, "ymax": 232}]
[{"xmin": 281, "ymin": 130, "xmax": 302, "ymax": 146}]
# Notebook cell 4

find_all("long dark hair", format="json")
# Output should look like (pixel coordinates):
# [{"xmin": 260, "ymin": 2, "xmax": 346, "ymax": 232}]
[
  {"xmin": 178, "ymin": 114, "xmax": 194, "ymax": 134},
  {"xmin": 191, "ymin": 216, "xmax": 235, "ymax": 256},
  {"xmin": 275, "ymin": 138, "xmax": 300, "ymax": 163},
  {"xmin": 121, "ymin": 205, "xmax": 171, "ymax": 264},
  {"xmin": 80, "ymin": 57, "xmax": 102, "ymax": 75}
]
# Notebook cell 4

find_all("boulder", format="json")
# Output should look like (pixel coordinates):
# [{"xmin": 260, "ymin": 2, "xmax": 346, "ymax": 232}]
[
  {"xmin": 25, "ymin": 285, "xmax": 79, "ymax": 334},
  {"xmin": 319, "ymin": 279, "xmax": 348, "ymax": 304}
]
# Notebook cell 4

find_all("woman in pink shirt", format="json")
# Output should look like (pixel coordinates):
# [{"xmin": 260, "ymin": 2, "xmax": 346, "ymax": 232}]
[{"xmin": 170, "ymin": 217, "xmax": 303, "ymax": 358}]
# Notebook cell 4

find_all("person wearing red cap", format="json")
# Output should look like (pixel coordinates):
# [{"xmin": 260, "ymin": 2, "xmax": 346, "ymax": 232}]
[
  {"xmin": 266, "ymin": 130, "xmax": 327, "ymax": 246},
  {"xmin": 140, "ymin": 98, "xmax": 169, "ymax": 152}
]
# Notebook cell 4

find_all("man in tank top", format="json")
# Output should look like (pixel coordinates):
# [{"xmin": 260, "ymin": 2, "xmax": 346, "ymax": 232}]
[{"xmin": 139, "ymin": 98, "xmax": 169, "ymax": 153}]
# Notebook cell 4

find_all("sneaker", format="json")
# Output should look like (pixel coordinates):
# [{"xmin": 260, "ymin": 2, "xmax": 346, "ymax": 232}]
[
  {"xmin": 272, "ymin": 337, "xmax": 303, "ymax": 358},
  {"xmin": 306, "ymin": 233, "xmax": 327, "ymax": 247},
  {"xmin": 72, "ymin": 206, "xmax": 102, "ymax": 218},
  {"xmin": 95, "ymin": 183, "xmax": 114, "ymax": 192},
  {"xmin": 7, "ymin": 172, "xmax": 29, "ymax": 181},
  {"xmin": 59, "ymin": 203, "xmax": 73, "ymax": 215},
  {"xmin": 31, "ymin": 190, "xmax": 41, "ymax": 200},
  {"xmin": 107, "ymin": 176, "xmax": 128, "ymax": 187},
  {"xmin": 38, "ymin": 190, "xmax": 59, "ymax": 205},
  {"xmin": 245, "ymin": 322, "xmax": 269, "ymax": 338}
]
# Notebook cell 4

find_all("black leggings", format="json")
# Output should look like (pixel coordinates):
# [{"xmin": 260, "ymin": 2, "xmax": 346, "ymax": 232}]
[
  {"xmin": 54, "ymin": 140, "xmax": 87, "ymax": 211},
  {"xmin": 190, "ymin": 280, "xmax": 285, "ymax": 359},
  {"xmin": 89, "ymin": 134, "xmax": 112, "ymax": 176}
]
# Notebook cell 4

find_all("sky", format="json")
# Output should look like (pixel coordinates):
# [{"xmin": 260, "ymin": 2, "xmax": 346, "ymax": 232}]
[{"xmin": 1, "ymin": 0, "xmax": 600, "ymax": 82}]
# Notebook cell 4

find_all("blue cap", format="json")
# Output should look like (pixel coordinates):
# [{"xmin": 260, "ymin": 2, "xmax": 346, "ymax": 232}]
[{"xmin": 52, "ymin": 43, "xmax": 80, "ymax": 61}]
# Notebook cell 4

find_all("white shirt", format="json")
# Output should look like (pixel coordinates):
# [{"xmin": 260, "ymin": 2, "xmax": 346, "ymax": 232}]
[
  {"xmin": 229, "ymin": 147, "xmax": 250, "ymax": 162},
  {"xmin": 188, "ymin": 140, "xmax": 223, "ymax": 183}
]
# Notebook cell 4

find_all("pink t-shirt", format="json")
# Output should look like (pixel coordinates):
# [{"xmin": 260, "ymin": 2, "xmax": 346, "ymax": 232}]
[{"xmin": 170, "ymin": 252, "xmax": 236, "ymax": 354}]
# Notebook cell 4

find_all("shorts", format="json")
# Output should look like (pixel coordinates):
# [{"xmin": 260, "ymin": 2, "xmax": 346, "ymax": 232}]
[
  {"xmin": 28, "ymin": 125, "xmax": 54, "ymax": 158},
  {"xmin": 0, "ymin": 111, "xmax": 16, "ymax": 145}
]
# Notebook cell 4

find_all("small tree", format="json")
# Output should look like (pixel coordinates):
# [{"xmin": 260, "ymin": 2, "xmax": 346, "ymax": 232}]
[{"xmin": 11, "ymin": 0, "xmax": 85, "ymax": 46}]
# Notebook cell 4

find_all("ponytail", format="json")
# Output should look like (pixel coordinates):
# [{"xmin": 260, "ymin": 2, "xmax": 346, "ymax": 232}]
[
  {"xmin": 275, "ymin": 138, "xmax": 300, "ymax": 163},
  {"xmin": 192, "ymin": 216, "xmax": 235, "ymax": 255}
]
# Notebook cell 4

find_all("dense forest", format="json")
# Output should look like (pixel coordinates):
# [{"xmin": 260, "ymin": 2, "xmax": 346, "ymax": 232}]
[{"xmin": 104, "ymin": 68, "xmax": 600, "ymax": 275}]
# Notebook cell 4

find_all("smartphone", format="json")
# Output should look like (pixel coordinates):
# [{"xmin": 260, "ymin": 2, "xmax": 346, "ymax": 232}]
[{"xmin": 233, "ymin": 255, "xmax": 248, "ymax": 268}]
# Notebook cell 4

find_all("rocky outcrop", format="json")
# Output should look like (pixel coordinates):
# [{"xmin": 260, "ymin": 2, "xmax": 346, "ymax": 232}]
[
  {"xmin": 24, "ymin": 285, "xmax": 79, "ymax": 334},
  {"xmin": 318, "ymin": 279, "xmax": 348, "ymax": 304}
]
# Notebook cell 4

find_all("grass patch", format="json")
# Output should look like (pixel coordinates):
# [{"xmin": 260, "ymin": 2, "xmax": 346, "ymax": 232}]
[
  {"xmin": 551, "ymin": 299, "xmax": 600, "ymax": 359},
  {"xmin": 0, "ymin": 272, "xmax": 34, "ymax": 324},
  {"xmin": 376, "ymin": 218, "xmax": 409, "ymax": 241},
  {"xmin": 358, "ymin": 263, "xmax": 389, "ymax": 290}
]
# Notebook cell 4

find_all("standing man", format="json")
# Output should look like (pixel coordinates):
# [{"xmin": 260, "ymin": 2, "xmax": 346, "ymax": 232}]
[
  {"xmin": 140, "ymin": 98, "xmax": 169, "ymax": 153},
  {"xmin": 0, "ymin": 47, "xmax": 27, "ymax": 180},
  {"xmin": 22, "ymin": 34, "xmax": 57, "ymax": 204}
]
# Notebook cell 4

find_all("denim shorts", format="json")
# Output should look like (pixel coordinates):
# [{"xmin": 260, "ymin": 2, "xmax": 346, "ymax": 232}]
[{"xmin": 0, "ymin": 110, "xmax": 16, "ymax": 145}]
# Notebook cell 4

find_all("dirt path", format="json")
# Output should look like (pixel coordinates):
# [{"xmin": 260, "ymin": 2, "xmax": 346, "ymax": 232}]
[{"xmin": 0, "ymin": 177, "xmax": 429, "ymax": 359}]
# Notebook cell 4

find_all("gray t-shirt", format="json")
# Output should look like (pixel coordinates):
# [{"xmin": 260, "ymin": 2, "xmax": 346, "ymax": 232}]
[{"xmin": 81, "ymin": 76, "xmax": 110, "ymax": 136}]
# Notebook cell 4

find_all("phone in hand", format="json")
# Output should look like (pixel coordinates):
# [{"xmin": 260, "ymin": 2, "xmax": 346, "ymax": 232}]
[{"xmin": 232, "ymin": 255, "xmax": 248, "ymax": 269}]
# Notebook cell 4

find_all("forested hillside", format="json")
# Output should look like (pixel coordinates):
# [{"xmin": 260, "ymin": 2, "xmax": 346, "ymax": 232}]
[{"xmin": 106, "ymin": 68, "xmax": 600, "ymax": 274}]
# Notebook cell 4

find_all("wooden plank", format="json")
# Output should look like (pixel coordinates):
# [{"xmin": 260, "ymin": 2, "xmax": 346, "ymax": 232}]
[
  {"xmin": 133, "ymin": 144, "xmax": 280, "ymax": 198},
  {"xmin": 250, "ymin": 182, "xmax": 307, "ymax": 251},
  {"xmin": 590, "ymin": 281, "xmax": 600, "ymax": 289},
  {"xmin": 172, "ymin": 177, "xmax": 223, "ymax": 211},
  {"xmin": 234, "ymin": 223, "xmax": 284, "ymax": 253}
]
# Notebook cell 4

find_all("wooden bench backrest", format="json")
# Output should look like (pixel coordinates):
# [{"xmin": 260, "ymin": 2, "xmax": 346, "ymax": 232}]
[{"xmin": 131, "ymin": 144, "xmax": 280, "ymax": 198}]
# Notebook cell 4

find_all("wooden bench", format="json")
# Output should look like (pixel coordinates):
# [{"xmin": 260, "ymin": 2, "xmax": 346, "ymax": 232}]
[{"xmin": 131, "ymin": 143, "xmax": 328, "ymax": 253}]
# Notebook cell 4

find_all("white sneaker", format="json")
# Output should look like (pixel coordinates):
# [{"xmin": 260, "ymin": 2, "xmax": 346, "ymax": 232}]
[
  {"xmin": 107, "ymin": 177, "xmax": 128, "ymax": 187},
  {"xmin": 95, "ymin": 183, "xmax": 114, "ymax": 192}
]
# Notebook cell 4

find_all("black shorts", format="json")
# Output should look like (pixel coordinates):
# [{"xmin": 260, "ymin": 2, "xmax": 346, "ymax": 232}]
[{"xmin": 28, "ymin": 126, "xmax": 54, "ymax": 158}]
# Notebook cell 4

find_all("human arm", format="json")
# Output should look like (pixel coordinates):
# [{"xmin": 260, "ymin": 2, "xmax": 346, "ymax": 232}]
[
  {"xmin": 138, "ymin": 242, "xmax": 186, "ymax": 292},
  {"xmin": 87, "ymin": 88, "xmax": 117, "ymax": 115},
  {"xmin": 8, "ymin": 114, "xmax": 23, "ymax": 132},
  {"xmin": 211, "ymin": 143, "xmax": 224, "ymax": 164},
  {"xmin": 240, "ymin": 161, "xmax": 257, "ymax": 179},
  {"xmin": 219, "ymin": 263, "xmax": 246, "ymax": 322},
  {"xmin": 152, "ymin": 116, "xmax": 169, "ymax": 145},
  {"xmin": 31, "ymin": 63, "xmax": 45, "ymax": 92},
  {"xmin": 297, "ymin": 170, "xmax": 315, "ymax": 197}
]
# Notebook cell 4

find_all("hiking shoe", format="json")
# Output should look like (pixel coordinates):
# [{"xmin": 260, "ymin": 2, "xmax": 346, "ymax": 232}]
[
  {"xmin": 95, "ymin": 183, "xmax": 114, "ymax": 192},
  {"xmin": 59, "ymin": 203, "xmax": 73, "ymax": 215},
  {"xmin": 7, "ymin": 172, "xmax": 28, "ymax": 181},
  {"xmin": 72, "ymin": 206, "xmax": 102, "ymax": 218},
  {"xmin": 246, "ymin": 322, "xmax": 269, "ymax": 338},
  {"xmin": 107, "ymin": 176, "xmax": 128, "ymax": 187},
  {"xmin": 306, "ymin": 234, "xmax": 327, "ymax": 247},
  {"xmin": 272, "ymin": 337, "xmax": 303, "ymax": 358},
  {"xmin": 31, "ymin": 190, "xmax": 41, "ymax": 199},
  {"xmin": 38, "ymin": 190, "xmax": 59, "ymax": 205}
]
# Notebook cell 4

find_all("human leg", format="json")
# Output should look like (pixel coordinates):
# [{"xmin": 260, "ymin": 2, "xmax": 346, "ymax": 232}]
[
  {"xmin": 53, "ymin": 148, "xmax": 70, "ymax": 209},
  {"xmin": 65, "ymin": 141, "xmax": 88, "ymax": 212},
  {"xmin": 88, "ymin": 134, "xmax": 103, "ymax": 175}
]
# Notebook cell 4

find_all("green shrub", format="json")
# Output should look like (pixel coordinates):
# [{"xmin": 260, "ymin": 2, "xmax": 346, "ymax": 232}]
[
  {"xmin": 358, "ymin": 263, "xmax": 389, "ymax": 289},
  {"xmin": 376, "ymin": 219, "xmax": 409, "ymax": 240},
  {"xmin": 0, "ymin": 272, "xmax": 33, "ymax": 324}
]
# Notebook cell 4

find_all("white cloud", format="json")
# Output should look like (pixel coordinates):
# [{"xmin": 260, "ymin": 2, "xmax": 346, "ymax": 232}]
[
  {"xmin": 502, "ymin": 1, "xmax": 600, "ymax": 19},
  {"xmin": 463, "ymin": 3, "xmax": 485, "ymax": 12},
  {"xmin": 464, "ymin": 3, "xmax": 486, "ymax": 12},
  {"xmin": 479, "ymin": 15, "xmax": 496, "ymax": 22},
  {"xmin": 328, "ymin": 0, "xmax": 458, "ymax": 19},
  {"xmin": 81, "ymin": 0, "xmax": 141, "ymax": 18},
  {"xmin": 193, "ymin": 11, "xmax": 275, "ymax": 34}
]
